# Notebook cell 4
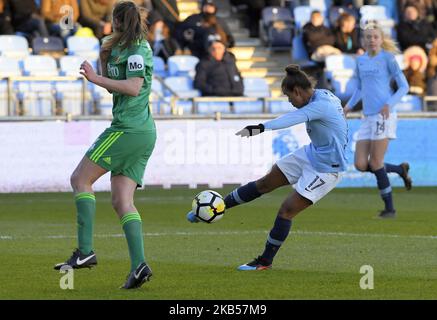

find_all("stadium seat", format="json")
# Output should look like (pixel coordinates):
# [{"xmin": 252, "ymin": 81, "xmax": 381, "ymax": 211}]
[
  {"xmin": 0, "ymin": 35, "xmax": 29, "ymax": 59},
  {"xmin": 151, "ymin": 77, "xmax": 171, "ymax": 114},
  {"xmin": 325, "ymin": 54, "xmax": 356, "ymax": 80},
  {"xmin": 293, "ymin": 6, "xmax": 313, "ymax": 31},
  {"xmin": 308, "ymin": 0, "xmax": 331, "ymax": 18},
  {"xmin": 359, "ymin": 5, "xmax": 395, "ymax": 37},
  {"xmin": 328, "ymin": 6, "xmax": 360, "ymax": 27},
  {"xmin": 260, "ymin": 7, "xmax": 294, "ymax": 49},
  {"xmin": 196, "ymin": 101, "xmax": 231, "ymax": 115},
  {"xmin": 23, "ymin": 55, "xmax": 58, "ymax": 76},
  {"xmin": 60, "ymin": 56, "xmax": 86, "ymax": 77},
  {"xmin": 329, "ymin": 75, "xmax": 358, "ymax": 102},
  {"xmin": 269, "ymin": 100, "xmax": 295, "ymax": 113},
  {"xmin": 167, "ymin": 55, "xmax": 199, "ymax": 77},
  {"xmin": 378, "ymin": 0, "xmax": 399, "ymax": 22},
  {"xmin": 153, "ymin": 56, "xmax": 167, "ymax": 78},
  {"xmin": 164, "ymin": 76, "xmax": 200, "ymax": 114},
  {"xmin": 395, "ymin": 95, "xmax": 422, "ymax": 112},
  {"xmin": 91, "ymin": 84, "xmax": 113, "ymax": 115},
  {"xmin": 233, "ymin": 77, "xmax": 270, "ymax": 114},
  {"xmin": 67, "ymin": 35, "xmax": 100, "ymax": 60},
  {"xmin": 32, "ymin": 36, "xmax": 65, "ymax": 57},
  {"xmin": 0, "ymin": 57, "xmax": 21, "ymax": 116}
]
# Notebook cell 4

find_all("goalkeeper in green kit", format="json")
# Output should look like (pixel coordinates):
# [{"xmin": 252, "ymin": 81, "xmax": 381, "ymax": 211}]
[{"xmin": 54, "ymin": 1, "xmax": 156, "ymax": 289}]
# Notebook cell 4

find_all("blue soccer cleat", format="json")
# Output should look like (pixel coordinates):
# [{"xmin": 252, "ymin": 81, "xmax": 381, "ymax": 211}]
[
  {"xmin": 186, "ymin": 211, "xmax": 199, "ymax": 223},
  {"xmin": 237, "ymin": 256, "xmax": 272, "ymax": 271}
]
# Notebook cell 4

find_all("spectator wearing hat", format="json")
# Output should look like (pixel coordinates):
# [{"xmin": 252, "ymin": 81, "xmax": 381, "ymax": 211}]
[
  {"xmin": 397, "ymin": 5, "xmax": 435, "ymax": 52},
  {"xmin": 176, "ymin": 0, "xmax": 235, "ymax": 59},
  {"xmin": 402, "ymin": 46, "xmax": 428, "ymax": 96},
  {"xmin": 78, "ymin": 0, "xmax": 115, "ymax": 39},
  {"xmin": 0, "ymin": 0, "xmax": 14, "ymax": 34},
  {"xmin": 147, "ymin": 10, "xmax": 182, "ymax": 63},
  {"xmin": 194, "ymin": 39, "xmax": 244, "ymax": 97}
]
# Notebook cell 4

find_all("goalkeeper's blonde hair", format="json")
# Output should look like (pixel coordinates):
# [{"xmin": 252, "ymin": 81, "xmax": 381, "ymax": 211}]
[{"xmin": 362, "ymin": 21, "xmax": 400, "ymax": 54}]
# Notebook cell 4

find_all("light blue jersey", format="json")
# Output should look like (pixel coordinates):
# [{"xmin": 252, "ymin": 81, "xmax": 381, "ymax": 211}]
[
  {"xmin": 263, "ymin": 89, "xmax": 348, "ymax": 173},
  {"xmin": 347, "ymin": 50, "xmax": 409, "ymax": 116}
]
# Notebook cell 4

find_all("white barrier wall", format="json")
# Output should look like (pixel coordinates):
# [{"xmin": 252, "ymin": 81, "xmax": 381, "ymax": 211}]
[{"xmin": 0, "ymin": 120, "xmax": 309, "ymax": 193}]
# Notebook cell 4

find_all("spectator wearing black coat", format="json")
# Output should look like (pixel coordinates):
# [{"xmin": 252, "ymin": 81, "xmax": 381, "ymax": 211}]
[
  {"xmin": 6, "ymin": 0, "xmax": 48, "ymax": 37},
  {"xmin": 302, "ymin": 10, "xmax": 338, "ymax": 60},
  {"xmin": 333, "ymin": 12, "xmax": 363, "ymax": 55},
  {"xmin": 176, "ymin": 0, "xmax": 234, "ymax": 59},
  {"xmin": 0, "ymin": 0, "xmax": 14, "ymax": 35},
  {"xmin": 194, "ymin": 40, "xmax": 244, "ymax": 97},
  {"xmin": 397, "ymin": 5, "xmax": 435, "ymax": 52}
]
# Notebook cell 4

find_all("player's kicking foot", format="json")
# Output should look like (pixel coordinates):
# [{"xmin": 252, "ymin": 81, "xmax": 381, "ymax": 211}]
[
  {"xmin": 186, "ymin": 211, "xmax": 199, "ymax": 223},
  {"xmin": 237, "ymin": 256, "xmax": 272, "ymax": 271},
  {"xmin": 53, "ymin": 249, "xmax": 97, "ymax": 270},
  {"xmin": 120, "ymin": 262, "xmax": 152, "ymax": 289},
  {"xmin": 378, "ymin": 209, "xmax": 397, "ymax": 219},
  {"xmin": 400, "ymin": 162, "xmax": 412, "ymax": 191}
]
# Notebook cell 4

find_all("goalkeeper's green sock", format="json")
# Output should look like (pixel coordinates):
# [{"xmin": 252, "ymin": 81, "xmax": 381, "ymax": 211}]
[
  {"xmin": 75, "ymin": 192, "xmax": 96, "ymax": 255},
  {"xmin": 120, "ymin": 212, "xmax": 146, "ymax": 272}
]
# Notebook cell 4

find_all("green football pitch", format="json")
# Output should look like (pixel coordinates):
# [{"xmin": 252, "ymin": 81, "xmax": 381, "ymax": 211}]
[{"xmin": 1, "ymin": 187, "xmax": 436, "ymax": 300}]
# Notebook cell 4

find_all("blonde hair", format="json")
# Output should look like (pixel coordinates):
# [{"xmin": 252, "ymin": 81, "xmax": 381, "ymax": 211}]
[{"xmin": 362, "ymin": 21, "xmax": 400, "ymax": 54}]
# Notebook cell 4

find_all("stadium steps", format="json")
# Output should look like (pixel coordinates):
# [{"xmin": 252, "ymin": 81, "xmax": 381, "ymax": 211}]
[{"xmin": 176, "ymin": 0, "xmax": 199, "ymax": 20}]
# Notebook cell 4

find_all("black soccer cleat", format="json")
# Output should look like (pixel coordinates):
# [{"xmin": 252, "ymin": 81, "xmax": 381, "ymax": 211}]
[
  {"xmin": 400, "ymin": 162, "xmax": 412, "ymax": 191},
  {"xmin": 120, "ymin": 262, "xmax": 153, "ymax": 289},
  {"xmin": 54, "ymin": 249, "xmax": 97, "ymax": 270},
  {"xmin": 378, "ymin": 209, "xmax": 397, "ymax": 219},
  {"xmin": 237, "ymin": 256, "xmax": 272, "ymax": 271}
]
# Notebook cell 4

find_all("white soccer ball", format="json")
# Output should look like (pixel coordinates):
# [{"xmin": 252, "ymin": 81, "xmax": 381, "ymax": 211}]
[{"xmin": 192, "ymin": 190, "xmax": 226, "ymax": 223}]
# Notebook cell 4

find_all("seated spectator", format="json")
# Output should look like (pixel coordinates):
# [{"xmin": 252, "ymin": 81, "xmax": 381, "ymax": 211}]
[
  {"xmin": 398, "ymin": 0, "xmax": 436, "ymax": 23},
  {"xmin": 0, "ymin": 0, "xmax": 14, "ymax": 34},
  {"xmin": 397, "ymin": 5, "xmax": 435, "ymax": 52},
  {"xmin": 302, "ymin": 10, "xmax": 340, "ymax": 62},
  {"xmin": 147, "ymin": 11, "xmax": 182, "ymax": 63},
  {"xmin": 404, "ymin": 54, "xmax": 427, "ymax": 96},
  {"xmin": 6, "ymin": 0, "xmax": 49, "ymax": 37},
  {"xmin": 194, "ymin": 39, "xmax": 244, "ymax": 97},
  {"xmin": 78, "ymin": 0, "xmax": 114, "ymax": 39},
  {"xmin": 230, "ymin": 0, "xmax": 281, "ymax": 38},
  {"xmin": 151, "ymin": 0, "xmax": 179, "ymax": 31},
  {"xmin": 333, "ymin": 12, "xmax": 363, "ymax": 55},
  {"xmin": 41, "ymin": 0, "xmax": 79, "ymax": 39},
  {"xmin": 176, "ymin": 0, "xmax": 234, "ymax": 59}
]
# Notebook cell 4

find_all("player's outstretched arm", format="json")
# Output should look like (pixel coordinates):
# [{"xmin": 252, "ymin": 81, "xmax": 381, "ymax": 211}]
[
  {"xmin": 80, "ymin": 60, "xmax": 144, "ymax": 97},
  {"xmin": 235, "ymin": 124, "xmax": 265, "ymax": 137}
]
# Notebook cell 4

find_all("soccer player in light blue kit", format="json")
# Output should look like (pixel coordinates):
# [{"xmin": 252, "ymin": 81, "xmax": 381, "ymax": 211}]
[
  {"xmin": 344, "ymin": 23, "xmax": 412, "ymax": 219},
  {"xmin": 188, "ymin": 65, "xmax": 348, "ymax": 270}
]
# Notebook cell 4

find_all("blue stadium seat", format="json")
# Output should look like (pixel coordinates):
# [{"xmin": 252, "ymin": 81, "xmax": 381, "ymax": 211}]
[
  {"xmin": 0, "ymin": 57, "xmax": 21, "ymax": 116},
  {"xmin": 395, "ymin": 95, "xmax": 422, "ymax": 112},
  {"xmin": 60, "ymin": 55, "xmax": 88, "ymax": 76},
  {"xmin": 153, "ymin": 56, "xmax": 167, "ymax": 78},
  {"xmin": 164, "ymin": 76, "xmax": 200, "ymax": 114},
  {"xmin": 308, "ymin": 0, "xmax": 331, "ymax": 17},
  {"xmin": 32, "ymin": 36, "xmax": 65, "ymax": 56},
  {"xmin": 67, "ymin": 35, "xmax": 100, "ymax": 60},
  {"xmin": 151, "ymin": 77, "xmax": 171, "ymax": 114},
  {"xmin": 233, "ymin": 77, "xmax": 270, "ymax": 114},
  {"xmin": 196, "ymin": 101, "xmax": 231, "ymax": 115},
  {"xmin": 378, "ymin": 0, "xmax": 399, "ymax": 22},
  {"xmin": 91, "ymin": 84, "xmax": 113, "ymax": 115},
  {"xmin": 325, "ymin": 54, "xmax": 356, "ymax": 80},
  {"xmin": 293, "ymin": 6, "xmax": 313, "ymax": 31},
  {"xmin": 268, "ymin": 100, "xmax": 295, "ymax": 113},
  {"xmin": 260, "ymin": 7, "xmax": 294, "ymax": 49},
  {"xmin": 0, "ymin": 35, "xmax": 29, "ymax": 59},
  {"xmin": 359, "ymin": 5, "xmax": 395, "ymax": 37},
  {"xmin": 23, "ymin": 55, "xmax": 58, "ymax": 76},
  {"xmin": 329, "ymin": 76, "xmax": 358, "ymax": 102},
  {"xmin": 167, "ymin": 55, "xmax": 199, "ymax": 77}
]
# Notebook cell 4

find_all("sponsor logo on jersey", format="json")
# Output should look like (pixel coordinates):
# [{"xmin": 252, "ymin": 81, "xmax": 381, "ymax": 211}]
[{"xmin": 128, "ymin": 55, "xmax": 144, "ymax": 71}]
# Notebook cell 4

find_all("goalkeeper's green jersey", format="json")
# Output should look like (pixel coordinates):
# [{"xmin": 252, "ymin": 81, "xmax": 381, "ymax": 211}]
[{"xmin": 106, "ymin": 38, "xmax": 155, "ymax": 133}]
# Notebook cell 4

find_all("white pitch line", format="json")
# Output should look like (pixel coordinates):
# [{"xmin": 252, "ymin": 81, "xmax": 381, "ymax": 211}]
[{"xmin": 1, "ymin": 230, "xmax": 437, "ymax": 241}]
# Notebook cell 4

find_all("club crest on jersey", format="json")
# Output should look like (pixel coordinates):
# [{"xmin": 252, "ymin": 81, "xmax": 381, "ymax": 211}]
[{"xmin": 128, "ymin": 55, "xmax": 144, "ymax": 71}]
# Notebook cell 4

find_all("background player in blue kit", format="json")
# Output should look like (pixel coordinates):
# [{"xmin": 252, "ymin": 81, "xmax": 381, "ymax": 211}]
[
  {"xmin": 344, "ymin": 23, "xmax": 412, "ymax": 219},
  {"xmin": 188, "ymin": 64, "xmax": 348, "ymax": 271}
]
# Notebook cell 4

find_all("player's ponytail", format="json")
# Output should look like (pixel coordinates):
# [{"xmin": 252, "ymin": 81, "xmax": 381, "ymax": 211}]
[
  {"xmin": 281, "ymin": 64, "xmax": 317, "ymax": 93},
  {"xmin": 101, "ymin": 0, "xmax": 148, "ymax": 52}
]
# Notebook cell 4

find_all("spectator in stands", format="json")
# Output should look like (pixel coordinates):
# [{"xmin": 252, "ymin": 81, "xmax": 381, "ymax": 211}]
[
  {"xmin": 78, "ymin": 0, "xmax": 115, "ymax": 39},
  {"xmin": 6, "ymin": 0, "xmax": 49, "ymax": 37},
  {"xmin": 151, "ymin": 0, "xmax": 179, "ymax": 31},
  {"xmin": 404, "ymin": 54, "xmax": 427, "ymax": 96},
  {"xmin": 230, "ymin": 0, "xmax": 281, "ymax": 38},
  {"xmin": 333, "ymin": 12, "xmax": 363, "ymax": 55},
  {"xmin": 426, "ymin": 38, "xmax": 437, "ymax": 109},
  {"xmin": 194, "ymin": 39, "xmax": 244, "ymax": 97},
  {"xmin": 0, "ymin": 0, "xmax": 14, "ymax": 34},
  {"xmin": 397, "ymin": 5, "xmax": 435, "ymax": 52},
  {"xmin": 302, "ymin": 10, "xmax": 340, "ymax": 62},
  {"xmin": 147, "ymin": 10, "xmax": 182, "ymax": 63},
  {"xmin": 398, "ymin": 0, "xmax": 436, "ymax": 23},
  {"xmin": 41, "ymin": 0, "xmax": 79, "ymax": 39},
  {"xmin": 176, "ymin": 0, "xmax": 234, "ymax": 59}
]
